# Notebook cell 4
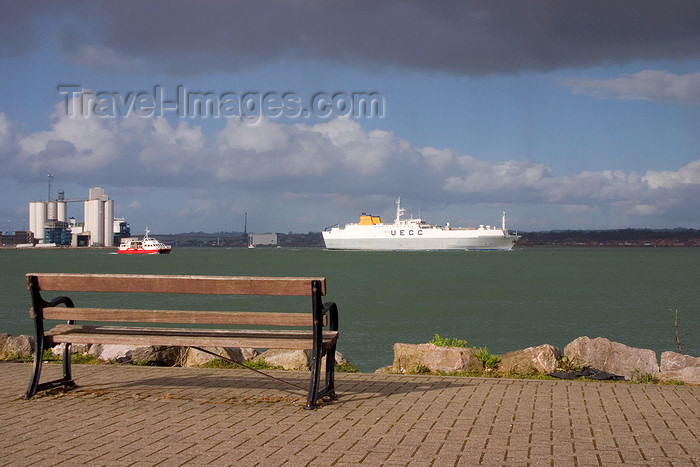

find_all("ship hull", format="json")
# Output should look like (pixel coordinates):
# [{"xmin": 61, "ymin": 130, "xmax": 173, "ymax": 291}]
[
  {"xmin": 322, "ymin": 229, "xmax": 518, "ymax": 251},
  {"xmin": 117, "ymin": 248, "xmax": 171, "ymax": 254}
]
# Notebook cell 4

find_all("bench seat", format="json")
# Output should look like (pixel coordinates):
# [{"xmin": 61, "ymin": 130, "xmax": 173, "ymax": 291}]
[{"xmin": 45, "ymin": 324, "xmax": 339, "ymax": 350}]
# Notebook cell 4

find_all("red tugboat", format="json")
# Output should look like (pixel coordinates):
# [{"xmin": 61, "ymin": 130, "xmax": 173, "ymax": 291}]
[{"xmin": 117, "ymin": 228, "xmax": 172, "ymax": 254}]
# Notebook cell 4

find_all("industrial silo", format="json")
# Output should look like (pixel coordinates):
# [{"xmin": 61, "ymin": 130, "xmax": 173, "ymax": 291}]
[
  {"xmin": 103, "ymin": 199, "xmax": 114, "ymax": 247},
  {"xmin": 47, "ymin": 201, "xmax": 56, "ymax": 220},
  {"xmin": 57, "ymin": 201, "xmax": 67, "ymax": 222},
  {"xmin": 84, "ymin": 199, "xmax": 104, "ymax": 246},
  {"xmin": 29, "ymin": 201, "xmax": 46, "ymax": 240}
]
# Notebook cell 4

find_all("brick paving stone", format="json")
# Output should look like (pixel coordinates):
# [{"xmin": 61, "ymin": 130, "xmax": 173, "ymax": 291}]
[
  {"xmin": 577, "ymin": 450, "xmax": 604, "ymax": 466},
  {"xmin": 1, "ymin": 363, "xmax": 698, "ymax": 466},
  {"xmin": 597, "ymin": 450, "xmax": 625, "ymax": 464}
]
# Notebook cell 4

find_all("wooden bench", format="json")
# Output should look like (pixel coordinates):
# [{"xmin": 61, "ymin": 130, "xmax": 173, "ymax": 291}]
[{"xmin": 24, "ymin": 273, "xmax": 339, "ymax": 409}]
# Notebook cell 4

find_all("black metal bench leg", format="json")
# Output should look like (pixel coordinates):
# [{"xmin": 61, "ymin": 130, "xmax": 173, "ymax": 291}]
[
  {"xmin": 24, "ymin": 343, "xmax": 77, "ymax": 399},
  {"xmin": 24, "ymin": 338, "xmax": 44, "ymax": 399},
  {"xmin": 62, "ymin": 343, "xmax": 77, "ymax": 390},
  {"xmin": 25, "ymin": 282, "xmax": 78, "ymax": 399},
  {"xmin": 305, "ymin": 351, "xmax": 322, "ymax": 410},
  {"xmin": 324, "ymin": 347, "xmax": 337, "ymax": 400}
]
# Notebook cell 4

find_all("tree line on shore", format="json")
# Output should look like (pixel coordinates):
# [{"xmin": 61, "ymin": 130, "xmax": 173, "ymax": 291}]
[{"xmin": 517, "ymin": 228, "xmax": 699, "ymax": 247}]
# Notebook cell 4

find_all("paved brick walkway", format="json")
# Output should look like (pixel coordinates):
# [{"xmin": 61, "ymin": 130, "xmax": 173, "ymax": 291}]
[{"xmin": 0, "ymin": 362, "xmax": 698, "ymax": 466}]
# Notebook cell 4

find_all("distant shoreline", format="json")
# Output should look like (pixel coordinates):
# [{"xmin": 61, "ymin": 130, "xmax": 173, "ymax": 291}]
[{"xmin": 2, "ymin": 227, "xmax": 698, "ymax": 249}]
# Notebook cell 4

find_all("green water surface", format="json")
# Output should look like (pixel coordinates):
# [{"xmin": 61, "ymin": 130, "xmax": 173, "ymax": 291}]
[{"xmin": 1, "ymin": 247, "xmax": 697, "ymax": 372}]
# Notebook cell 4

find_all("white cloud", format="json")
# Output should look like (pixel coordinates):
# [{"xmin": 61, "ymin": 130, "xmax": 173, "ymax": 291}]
[
  {"xmin": 312, "ymin": 119, "xmax": 398, "ymax": 175},
  {"xmin": 9, "ymin": 101, "xmax": 210, "ymax": 186},
  {"xmin": 1, "ymin": 105, "xmax": 699, "ymax": 230},
  {"xmin": 418, "ymin": 147, "xmax": 458, "ymax": 172},
  {"xmin": 642, "ymin": 159, "xmax": 700, "ymax": 189},
  {"xmin": 566, "ymin": 70, "xmax": 700, "ymax": 103},
  {"xmin": 444, "ymin": 158, "xmax": 555, "ymax": 197}
]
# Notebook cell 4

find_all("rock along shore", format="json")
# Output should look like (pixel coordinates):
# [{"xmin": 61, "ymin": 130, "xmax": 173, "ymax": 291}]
[{"xmin": 1, "ymin": 332, "xmax": 697, "ymax": 384}]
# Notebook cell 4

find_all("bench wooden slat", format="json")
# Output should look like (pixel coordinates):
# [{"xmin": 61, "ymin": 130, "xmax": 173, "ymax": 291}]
[
  {"xmin": 28, "ymin": 273, "xmax": 326, "ymax": 296},
  {"xmin": 45, "ymin": 324, "xmax": 339, "ymax": 350},
  {"xmin": 42, "ymin": 307, "xmax": 320, "ymax": 327}
]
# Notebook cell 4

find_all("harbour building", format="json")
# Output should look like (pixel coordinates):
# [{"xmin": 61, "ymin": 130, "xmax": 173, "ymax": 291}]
[{"xmin": 28, "ymin": 187, "xmax": 123, "ymax": 247}]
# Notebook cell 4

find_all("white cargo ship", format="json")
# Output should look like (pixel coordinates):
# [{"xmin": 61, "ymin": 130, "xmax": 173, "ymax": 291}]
[{"xmin": 322, "ymin": 198, "xmax": 519, "ymax": 251}]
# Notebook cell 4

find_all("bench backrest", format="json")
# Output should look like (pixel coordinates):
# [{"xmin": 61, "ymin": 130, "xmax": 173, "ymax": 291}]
[
  {"xmin": 27, "ymin": 273, "xmax": 326, "ymax": 296},
  {"xmin": 26, "ymin": 273, "xmax": 327, "ymax": 328}
]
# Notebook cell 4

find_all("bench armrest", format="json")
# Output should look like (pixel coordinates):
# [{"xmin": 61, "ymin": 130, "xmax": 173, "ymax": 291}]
[
  {"xmin": 28, "ymin": 272, "xmax": 75, "ymax": 319},
  {"xmin": 30, "ymin": 296, "xmax": 75, "ymax": 318},
  {"xmin": 46, "ymin": 296, "xmax": 75, "ymax": 308},
  {"xmin": 322, "ymin": 302, "xmax": 339, "ymax": 332}
]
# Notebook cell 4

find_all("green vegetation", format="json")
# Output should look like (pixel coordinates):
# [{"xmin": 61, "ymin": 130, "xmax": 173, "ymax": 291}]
[
  {"xmin": 408, "ymin": 363, "xmax": 432, "ymax": 375},
  {"xmin": 201, "ymin": 358, "xmax": 241, "ymax": 369},
  {"xmin": 396, "ymin": 365, "xmax": 669, "ymax": 382},
  {"xmin": 71, "ymin": 353, "xmax": 101, "ymax": 364},
  {"xmin": 433, "ymin": 369, "xmax": 492, "ymax": 378},
  {"xmin": 1, "ymin": 352, "xmax": 33, "ymax": 362},
  {"xmin": 429, "ymin": 334, "xmax": 468, "ymax": 348},
  {"xmin": 555, "ymin": 356, "xmax": 584, "ymax": 372},
  {"xmin": 661, "ymin": 379, "xmax": 685, "ymax": 386},
  {"xmin": 423, "ymin": 367, "xmax": 559, "ymax": 380},
  {"xmin": 201, "ymin": 357, "xmax": 358, "ymax": 373},
  {"xmin": 132, "ymin": 359, "xmax": 164, "ymax": 366},
  {"xmin": 200, "ymin": 358, "xmax": 283, "ymax": 370},
  {"xmin": 630, "ymin": 369, "xmax": 659, "ymax": 384},
  {"xmin": 245, "ymin": 359, "xmax": 283, "ymax": 370},
  {"xmin": 475, "ymin": 346, "xmax": 501, "ymax": 370},
  {"xmin": 335, "ymin": 362, "xmax": 359, "ymax": 373},
  {"xmin": 34, "ymin": 349, "xmax": 101, "ymax": 364}
]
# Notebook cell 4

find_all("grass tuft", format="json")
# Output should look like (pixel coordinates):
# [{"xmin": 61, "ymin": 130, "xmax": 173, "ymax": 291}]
[{"xmin": 429, "ymin": 334, "xmax": 468, "ymax": 348}]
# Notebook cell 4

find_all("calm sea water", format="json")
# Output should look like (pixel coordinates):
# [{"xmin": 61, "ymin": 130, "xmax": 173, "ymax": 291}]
[{"xmin": 1, "ymin": 247, "xmax": 697, "ymax": 372}]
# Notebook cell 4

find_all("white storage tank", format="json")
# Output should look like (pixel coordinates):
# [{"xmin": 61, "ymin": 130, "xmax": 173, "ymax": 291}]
[
  {"xmin": 84, "ymin": 199, "xmax": 104, "ymax": 246},
  {"xmin": 29, "ymin": 202, "xmax": 36, "ymax": 237},
  {"xmin": 47, "ymin": 201, "xmax": 56, "ymax": 220},
  {"xmin": 57, "ymin": 201, "xmax": 67, "ymax": 222},
  {"xmin": 103, "ymin": 199, "xmax": 114, "ymax": 247},
  {"xmin": 29, "ymin": 201, "xmax": 47, "ymax": 240}
]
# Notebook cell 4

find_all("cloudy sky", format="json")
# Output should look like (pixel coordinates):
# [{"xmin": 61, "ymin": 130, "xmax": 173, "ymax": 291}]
[{"xmin": 1, "ymin": 1, "xmax": 699, "ymax": 234}]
